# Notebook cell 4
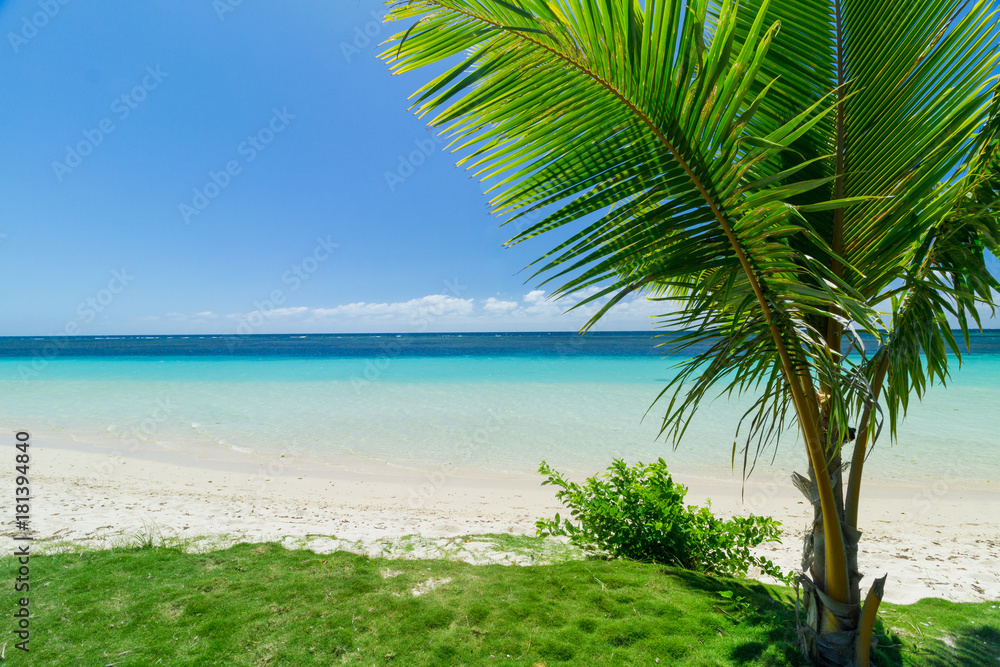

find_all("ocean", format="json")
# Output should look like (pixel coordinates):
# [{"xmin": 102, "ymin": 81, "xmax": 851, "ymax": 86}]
[{"xmin": 1, "ymin": 332, "xmax": 997, "ymax": 487}]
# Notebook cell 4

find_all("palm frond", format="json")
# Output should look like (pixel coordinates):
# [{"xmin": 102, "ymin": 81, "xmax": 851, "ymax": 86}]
[
  {"xmin": 877, "ymin": 86, "xmax": 1000, "ymax": 434},
  {"xmin": 381, "ymin": 0, "xmax": 1000, "ymax": 472},
  {"xmin": 382, "ymin": 0, "xmax": 890, "ymax": 469}
]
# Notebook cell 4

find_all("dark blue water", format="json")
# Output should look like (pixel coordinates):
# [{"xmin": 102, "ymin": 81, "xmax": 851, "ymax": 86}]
[{"xmin": 2, "ymin": 330, "xmax": 999, "ymax": 357}]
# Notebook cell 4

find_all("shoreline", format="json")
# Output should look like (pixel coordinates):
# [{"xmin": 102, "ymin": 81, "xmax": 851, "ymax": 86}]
[
  {"xmin": 13, "ymin": 439, "xmax": 999, "ymax": 606},
  {"xmin": 22, "ymin": 424, "xmax": 1000, "ymax": 492}
]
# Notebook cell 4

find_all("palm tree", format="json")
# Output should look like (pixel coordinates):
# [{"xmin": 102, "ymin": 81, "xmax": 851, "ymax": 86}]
[{"xmin": 379, "ymin": 1, "xmax": 1000, "ymax": 664}]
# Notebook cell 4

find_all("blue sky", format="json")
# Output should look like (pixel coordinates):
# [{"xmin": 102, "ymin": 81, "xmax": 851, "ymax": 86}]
[
  {"xmin": 0, "ymin": 0, "xmax": 669, "ymax": 335},
  {"xmin": 0, "ymin": 0, "xmax": 995, "ymax": 336}
]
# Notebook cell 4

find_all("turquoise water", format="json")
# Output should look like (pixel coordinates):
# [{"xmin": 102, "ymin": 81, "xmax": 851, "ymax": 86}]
[{"xmin": 1, "ymin": 338, "xmax": 997, "ymax": 486}]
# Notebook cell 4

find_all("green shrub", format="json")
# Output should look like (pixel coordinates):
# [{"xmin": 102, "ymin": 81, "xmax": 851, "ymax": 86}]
[{"xmin": 535, "ymin": 458, "xmax": 787, "ymax": 580}]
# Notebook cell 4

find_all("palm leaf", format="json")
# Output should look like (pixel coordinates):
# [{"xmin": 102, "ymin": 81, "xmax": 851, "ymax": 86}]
[{"xmin": 382, "ymin": 1, "xmax": 879, "ymax": 445}]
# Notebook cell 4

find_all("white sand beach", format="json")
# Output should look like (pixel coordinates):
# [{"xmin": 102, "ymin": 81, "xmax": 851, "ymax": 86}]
[{"xmin": 15, "ymin": 440, "xmax": 999, "ymax": 606}]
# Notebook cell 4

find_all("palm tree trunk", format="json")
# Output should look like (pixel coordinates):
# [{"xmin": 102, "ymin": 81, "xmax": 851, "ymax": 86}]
[
  {"xmin": 794, "ymin": 467, "xmax": 866, "ymax": 665},
  {"xmin": 793, "ymin": 408, "xmax": 884, "ymax": 665},
  {"xmin": 780, "ymin": 391, "xmax": 860, "ymax": 667}
]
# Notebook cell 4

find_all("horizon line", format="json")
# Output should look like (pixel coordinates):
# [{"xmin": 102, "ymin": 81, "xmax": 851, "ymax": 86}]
[{"xmin": 2, "ymin": 328, "xmax": 999, "ymax": 339}]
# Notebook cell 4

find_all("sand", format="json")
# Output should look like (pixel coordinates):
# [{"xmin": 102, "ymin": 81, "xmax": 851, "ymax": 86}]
[{"xmin": 10, "ymin": 440, "xmax": 999, "ymax": 606}]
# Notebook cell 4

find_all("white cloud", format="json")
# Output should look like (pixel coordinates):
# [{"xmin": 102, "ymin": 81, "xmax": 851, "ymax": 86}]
[
  {"xmin": 150, "ymin": 290, "xmax": 676, "ymax": 334},
  {"xmin": 472, "ymin": 288, "xmax": 671, "ymax": 330},
  {"xmin": 523, "ymin": 289, "xmax": 547, "ymax": 305},
  {"xmin": 312, "ymin": 294, "xmax": 474, "ymax": 321},
  {"xmin": 483, "ymin": 297, "xmax": 518, "ymax": 314},
  {"xmin": 268, "ymin": 306, "xmax": 309, "ymax": 318}
]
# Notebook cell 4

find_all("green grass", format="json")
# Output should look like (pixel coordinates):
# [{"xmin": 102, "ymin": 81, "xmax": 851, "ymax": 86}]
[
  {"xmin": 3, "ymin": 539, "xmax": 997, "ymax": 666},
  {"xmin": 874, "ymin": 598, "xmax": 1000, "ymax": 666}
]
